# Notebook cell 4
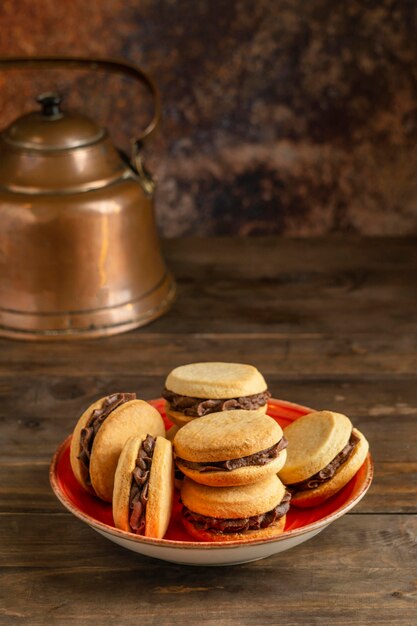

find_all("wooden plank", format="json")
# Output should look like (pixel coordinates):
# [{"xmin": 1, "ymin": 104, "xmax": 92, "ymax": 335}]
[
  {"xmin": 0, "ymin": 514, "xmax": 415, "ymax": 625},
  {"xmin": 162, "ymin": 238, "xmax": 417, "ymax": 276},
  {"xmin": 159, "ymin": 237, "xmax": 417, "ymax": 334},
  {"xmin": 1, "ymin": 333, "xmax": 417, "ymax": 376},
  {"xmin": 2, "ymin": 373, "xmax": 417, "ymax": 421},
  {"xmin": 157, "ymin": 296, "xmax": 417, "ymax": 333}
]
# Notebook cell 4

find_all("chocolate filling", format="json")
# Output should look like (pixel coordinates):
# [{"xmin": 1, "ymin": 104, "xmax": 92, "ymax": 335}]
[
  {"xmin": 176, "ymin": 436, "xmax": 287, "ymax": 473},
  {"xmin": 129, "ymin": 435, "xmax": 156, "ymax": 533},
  {"xmin": 183, "ymin": 491, "xmax": 291, "ymax": 534},
  {"xmin": 77, "ymin": 392, "xmax": 136, "ymax": 484},
  {"xmin": 162, "ymin": 387, "xmax": 271, "ymax": 417},
  {"xmin": 290, "ymin": 431, "xmax": 360, "ymax": 492},
  {"xmin": 174, "ymin": 466, "xmax": 185, "ymax": 481}
]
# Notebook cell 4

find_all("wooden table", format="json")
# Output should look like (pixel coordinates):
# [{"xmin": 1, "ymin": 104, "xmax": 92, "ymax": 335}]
[{"xmin": 1, "ymin": 238, "xmax": 416, "ymax": 625}]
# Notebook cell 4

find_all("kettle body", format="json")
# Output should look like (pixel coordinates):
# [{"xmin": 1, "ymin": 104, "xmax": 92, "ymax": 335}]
[{"xmin": 0, "ymin": 58, "xmax": 175, "ymax": 339}]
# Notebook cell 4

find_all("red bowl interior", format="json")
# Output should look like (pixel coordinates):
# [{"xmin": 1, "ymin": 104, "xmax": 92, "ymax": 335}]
[{"xmin": 53, "ymin": 398, "xmax": 371, "ymax": 542}]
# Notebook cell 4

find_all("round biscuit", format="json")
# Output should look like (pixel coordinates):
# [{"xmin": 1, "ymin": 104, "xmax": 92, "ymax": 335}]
[
  {"xmin": 165, "ymin": 362, "xmax": 267, "ymax": 399},
  {"xmin": 113, "ymin": 436, "xmax": 174, "ymax": 537},
  {"xmin": 145, "ymin": 437, "xmax": 174, "ymax": 538},
  {"xmin": 181, "ymin": 474, "xmax": 286, "ymax": 519},
  {"xmin": 173, "ymin": 410, "xmax": 283, "ymax": 462},
  {"xmin": 89, "ymin": 400, "xmax": 165, "ymax": 501},
  {"xmin": 290, "ymin": 428, "xmax": 369, "ymax": 508},
  {"xmin": 112, "ymin": 435, "xmax": 145, "ymax": 532},
  {"xmin": 278, "ymin": 410, "xmax": 353, "ymax": 484}
]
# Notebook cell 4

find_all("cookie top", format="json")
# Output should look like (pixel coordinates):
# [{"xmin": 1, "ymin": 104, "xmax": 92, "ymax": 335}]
[
  {"xmin": 113, "ymin": 435, "xmax": 173, "ymax": 538},
  {"xmin": 278, "ymin": 410, "xmax": 353, "ymax": 485},
  {"xmin": 173, "ymin": 410, "xmax": 283, "ymax": 462},
  {"xmin": 70, "ymin": 397, "xmax": 165, "ymax": 501},
  {"xmin": 165, "ymin": 362, "xmax": 267, "ymax": 399},
  {"xmin": 181, "ymin": 474, "xmax": 286, "ymax": 519}
]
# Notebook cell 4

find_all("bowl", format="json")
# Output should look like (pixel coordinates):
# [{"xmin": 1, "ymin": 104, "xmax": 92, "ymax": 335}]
[{"xmin": 50, "ymin": 398, "xmax": 373, "ymax": 566}]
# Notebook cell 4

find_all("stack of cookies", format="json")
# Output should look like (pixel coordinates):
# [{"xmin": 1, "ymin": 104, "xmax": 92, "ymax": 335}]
[
  {"xmin": 173, "ymin": 410, "xmax": 291, "ymax": 542},
  {"xmin": 163, "ymin": 362, "xmax": 291, "ymax": 542}
]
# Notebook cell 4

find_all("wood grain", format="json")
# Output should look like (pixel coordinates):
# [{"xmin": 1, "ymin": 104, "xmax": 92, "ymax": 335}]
[
  {"xmin": 1, "ymin": 333, "xmax": 417, "ymax": 376},
  {"xmin": 0, "ymin": 237, "xmax": 416, "ymax": 625},
  {"xmin": 0, "ymin": 515, "xmax": 416, "ymax": 625}
]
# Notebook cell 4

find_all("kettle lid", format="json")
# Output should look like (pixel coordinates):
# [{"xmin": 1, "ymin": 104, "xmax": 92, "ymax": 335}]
[{"xmin": 3, "ymin": 92, "xmax": 105, "ymax": 150}]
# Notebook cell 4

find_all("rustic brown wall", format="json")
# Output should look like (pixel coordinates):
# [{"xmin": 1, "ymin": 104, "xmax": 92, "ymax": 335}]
[{"xmin": 1, "ymin": 0, "xmax": 417, "ymax": 236}]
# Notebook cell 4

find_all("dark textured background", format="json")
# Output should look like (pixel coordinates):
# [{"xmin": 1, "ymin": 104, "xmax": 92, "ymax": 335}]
[{"xmin": 1, "ymin": 0, "xmax": 417, "ymax": 236}]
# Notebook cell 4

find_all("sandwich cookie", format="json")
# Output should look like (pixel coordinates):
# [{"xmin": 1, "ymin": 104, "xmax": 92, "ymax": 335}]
[
  {"xmin": 278, "ymin": 410, "xmax": 369, "ymax": 508},
  {"xmin": 113, "ymin": 434, "xmax": 174, "ymax": 538},
  {"xmin": 70, "ymin": 393, "xmax": 166, "ymax": 502},
  {"xmin": 181, "ymin": 475, "xmax": 290, "ymax": 542},
  {"xmin": 163, "ymin": 362, "xmax": 270, "ymax": 427},
  {"xmin": 173, "ymin": 410, "xmax": 287, "ymax": 486}
]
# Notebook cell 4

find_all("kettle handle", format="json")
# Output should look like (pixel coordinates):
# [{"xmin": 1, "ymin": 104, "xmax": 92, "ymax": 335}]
[{"xmin": 0, "ymin": 56, "xmax": 161, "ymax": 146}]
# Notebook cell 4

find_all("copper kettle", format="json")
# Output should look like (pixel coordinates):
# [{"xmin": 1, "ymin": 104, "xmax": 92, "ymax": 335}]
[{"xmin": 0, "ymin": 57, "xmax": 175, "ymax": 340}]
